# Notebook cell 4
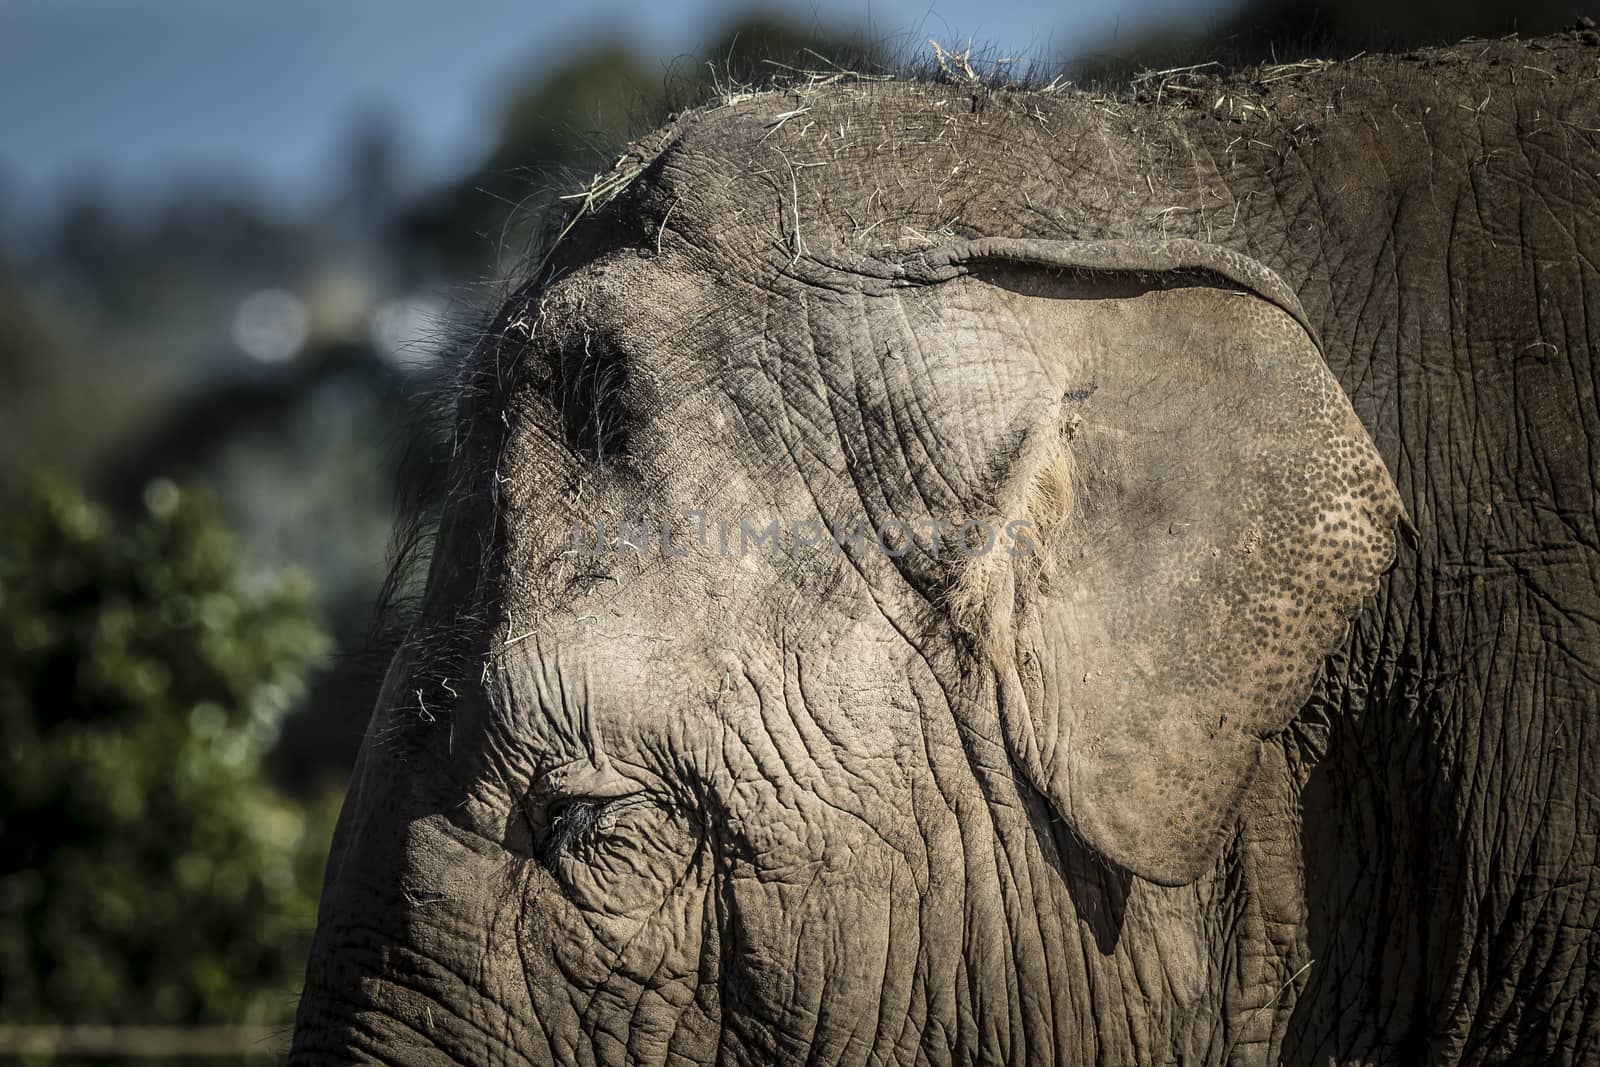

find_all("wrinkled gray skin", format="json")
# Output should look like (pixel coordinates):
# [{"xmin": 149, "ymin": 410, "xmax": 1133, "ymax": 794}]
[{"xmin": 293, "ymin": 33, "xmax": 1600, "ymax": 1066}]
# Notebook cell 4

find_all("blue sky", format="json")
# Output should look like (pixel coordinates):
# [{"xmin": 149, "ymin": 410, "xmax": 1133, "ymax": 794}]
[{"xmin": 0, "ymin": 0, "xmax": 1232, "ymax": 208}]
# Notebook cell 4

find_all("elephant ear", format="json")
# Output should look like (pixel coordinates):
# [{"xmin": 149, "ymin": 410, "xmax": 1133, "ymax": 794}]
[{"xmin": 903, "ymin": 238, "xmax": 1404, "ymax": 886}]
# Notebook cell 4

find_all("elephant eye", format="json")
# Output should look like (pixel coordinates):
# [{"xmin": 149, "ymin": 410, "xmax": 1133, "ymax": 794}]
[{"xmin": 530, "ymin": 789, "xmax": 701, "ymax": 913}]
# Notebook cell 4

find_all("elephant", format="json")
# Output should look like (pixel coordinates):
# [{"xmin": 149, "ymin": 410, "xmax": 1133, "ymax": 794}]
[{"xmin": 292, "ymin": 30, "xmax": 1600, "ymax": 1066}]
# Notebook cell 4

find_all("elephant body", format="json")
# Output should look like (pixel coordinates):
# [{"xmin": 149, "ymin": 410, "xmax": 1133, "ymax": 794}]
[{"xmin": 294, "ymin": 33, "xmax": 1600, "ymax": 1065}]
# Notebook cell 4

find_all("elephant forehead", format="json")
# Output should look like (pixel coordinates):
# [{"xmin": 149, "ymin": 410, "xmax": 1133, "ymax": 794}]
[
  {"xmin": 495, "ymin": 253, "xmax": 756, "ymax": 475},
  {"xmin": 485, "ymin": 260, "xmax": 857, "ymax": 575}
]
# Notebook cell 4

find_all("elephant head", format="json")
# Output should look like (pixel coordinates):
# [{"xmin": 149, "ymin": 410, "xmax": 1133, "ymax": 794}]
[{"xmin": 292, "ymin": 80, "xmax": 1405, "ymax": 1065}]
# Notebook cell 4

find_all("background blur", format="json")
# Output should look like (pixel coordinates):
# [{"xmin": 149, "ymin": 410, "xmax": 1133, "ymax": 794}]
[{"xmin": 0, "ymin": 0, "xmax": 1586, "ymax": 1060}]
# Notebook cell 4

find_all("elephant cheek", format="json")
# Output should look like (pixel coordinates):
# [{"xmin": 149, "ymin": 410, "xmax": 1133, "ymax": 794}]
[
  {"xmin": 717, "ymin": 833, "xmax": 918, "ymax": 1061},
  {"xmin": 295, "ymin": 810, "xmax": 548, "ymax": 1063},
  {"xmin": 535, "ymin": 857, "xmax": 725, "ymax": 1060}
]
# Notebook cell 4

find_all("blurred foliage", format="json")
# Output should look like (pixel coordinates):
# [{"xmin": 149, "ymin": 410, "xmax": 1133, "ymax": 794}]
[
  {"xmin": 0, "ymin": 260, "xmax": 54, "ymax": 433},
  {"xmin": 0, "ymin": 258, "xmax": 168, "ymax": 498},
  {"xmin": 0, "ymin": 477, "xmax": 339, "ymax": 1026},
  {"xmin": 399, "ymin": 43, "xmax": 662, "ymax": 276}
]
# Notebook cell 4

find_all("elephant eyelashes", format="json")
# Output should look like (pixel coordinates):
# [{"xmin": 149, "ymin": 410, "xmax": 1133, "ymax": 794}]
[
  {"xmin": 541, "ymin": 798, "xmax": 603, "ymax": 862},
  {"xmin": 536, "ymin": 794, "xmax": 662, "ymax": 861}
]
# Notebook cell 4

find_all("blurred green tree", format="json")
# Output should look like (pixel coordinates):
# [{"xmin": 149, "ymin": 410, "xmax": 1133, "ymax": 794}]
[
  {"xmin": 397, "ymin": 15, "xmax": 878, "ymax": 281},
  {"xmin": 399, "ymin": 43, "xmax": 664, "ymax": 277},
  {"xmin": 0, "ymin": 477, "xmax": 338, "ymax": 1027}
]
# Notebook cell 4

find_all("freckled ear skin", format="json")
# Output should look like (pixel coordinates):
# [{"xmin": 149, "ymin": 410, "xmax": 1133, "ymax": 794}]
[{"xmin": 919, "ymin": 240, "xmax": 1405, "ymax": 887}]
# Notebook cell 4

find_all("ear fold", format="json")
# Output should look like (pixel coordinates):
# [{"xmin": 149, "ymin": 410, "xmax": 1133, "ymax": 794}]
[{"xmin": 905, "ymin": 239, "xmax": 1403, "ymax": 886}]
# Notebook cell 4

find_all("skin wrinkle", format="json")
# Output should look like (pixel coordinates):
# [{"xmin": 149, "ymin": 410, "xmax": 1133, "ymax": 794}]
[
  {"xmin": 880, "ymin": 292, "xmax": 969, "ymax": 526},
  {"xmin": 355, "ymin": 945, "xmax": 522, "ymax": 1063},
  {"xmin": 857, "ymin": 300, "xmax": 966, "ymax": 537},
  {"xmin": 747, "ymin": 291, "xmax": 848, "ymax": 523},
  {"xmin": 824, "ymin": 301, "xmax": 925, "ymax": 558},
  {"xmin": 863, "ymin": 300, "xmax": 952, "ymax": 543}
]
